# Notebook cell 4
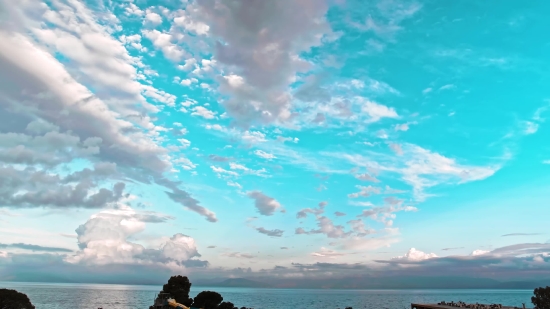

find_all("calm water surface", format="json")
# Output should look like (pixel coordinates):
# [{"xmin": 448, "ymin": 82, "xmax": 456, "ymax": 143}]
[{"xmin": 0, "ymin": 282, "xmax": 534, "ymax": 309}]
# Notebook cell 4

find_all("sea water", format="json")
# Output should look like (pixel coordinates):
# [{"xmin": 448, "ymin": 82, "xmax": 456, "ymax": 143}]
[{"xmin": 0, "ymin": 282, "xmax": 534, "ymax": 309}]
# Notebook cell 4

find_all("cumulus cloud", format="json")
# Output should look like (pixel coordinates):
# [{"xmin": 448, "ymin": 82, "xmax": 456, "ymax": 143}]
[
  {"xmin": 191, "ymin": 106, "xmax": 217, "ymax": 119},
  {"xmin": 471, "ymin": 249, "xmax": 489, "ymax": 256},
  {"xmin": 144, "ymin": 9, "xmax": 163, "ymax": 26},
  {"xmin": 142, "ymin": 29, "xmax": 186, "ymax": 62},
  {"xmin": 181, "ymin": 0, "xmax": 334, "ymax": 127},
  {"xmin": 68, "ymin": 206, "xmax": 203, "ymax": 266},
  {"xmin": 0, "ymin": 0, "xmax": 216, "ymax": 221},
  {"xmin": 390, "ymin": 248, "xmax": 438, "ymax": 261},
  {"xmin": 0, "ymin": 162, "xmax": 126, "ymax": 209},
  {"xmin": 247, "ymin": 191, "xmax": 284, "ymax": 216}
]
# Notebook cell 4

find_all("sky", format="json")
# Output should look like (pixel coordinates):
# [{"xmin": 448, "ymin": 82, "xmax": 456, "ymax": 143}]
[{"xmin": 0, "ymin": 0, "xmax": 549, "ymax": 287}]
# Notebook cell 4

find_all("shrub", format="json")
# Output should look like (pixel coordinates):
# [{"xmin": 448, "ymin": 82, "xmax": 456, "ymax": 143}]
[
  {"xmin": 192, "ymin": 290, "xmax": 223, "ymax": 309},
  {"xmin": 0, "ymin": 289, "xmax": 35, "ymax": 309},
  {"xmin": 162, "ymin": 275, "xmax": 193, "ymax": 307},
  {"xmin": 532, "ymin": 286, "xmax": 550, "ymax": 309}
]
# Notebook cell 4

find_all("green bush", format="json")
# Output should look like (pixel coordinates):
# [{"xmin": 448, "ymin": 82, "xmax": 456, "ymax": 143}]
[{"xmin": 0, "ymin": 288, "xmax": 35, "ymax": 309}]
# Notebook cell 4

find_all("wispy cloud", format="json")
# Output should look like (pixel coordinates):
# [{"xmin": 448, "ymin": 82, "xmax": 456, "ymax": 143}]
[{"xmin": 501, "ymin": 233, "xmax": 542, "ymax": 237}]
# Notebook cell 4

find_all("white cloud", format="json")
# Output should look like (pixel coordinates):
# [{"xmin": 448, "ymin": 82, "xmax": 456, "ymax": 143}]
[
  {"xmin": 144, "ymin": 9, "xmax": 163, "ymax": 26},
  {"xmin": 210, "ymin": 166, "xmax": 239, "ymax": 177},
  {"xmin": 543, "ymin": 160, "xmax": 550, "ymax": 165},
  {"xmin": 333, "ymin": 143, "xmax": 499, "ymax": 201},
  {"xmin": 0, "ymin": 0, "xmax": 217, "ymax": 222},
  {"xmin": 205, "ymin": 124, "xmax": 225, "ymax": 132},
  {"xmin": 277, "ymin": 136, "xmax": 299, "ymax": 144},
  {"xmin": 125, "ymin": 3, "xmax": 144, "ymax": 16},
  {"xmin": 174, "ymin": 157, "xmax": 197, "ymax": 170},
  {"xmin": 181, "ymin": 98, "xmax": 198, "ymax": 107},
  {"xmin": 172, "ymin": 11, "xmax": 210, "ymax": 35},
  {"xmin": 191, "ymin": 106, "xmax": 217, "ymax": 119},
  {"xmin": 377, "ymin": 130, "xmax": 389, "ymax": 139},
  {"xmin": 389, "ymin": 143, "xmax": 403, "ymax": 155},
  {"xmin": 348, "ymin": 185, "xmax": 381, "ymax": 198},
  {"xmin": 394, "ymin": 123, "xmax": 409, "ymax": 131},
  {"xmin": 119, "ymin": 34, "xmax": 146, "ymax": 52},
  {"xmin": 229, "ymin": 162, "xmax": 267, "ymax": 177},
  {"xmin": 67, "ymin": 206, "xmax": 201, "ymax": 266},
  {"xmin": 142, "ymin": 29, "xmax": 186, "ymax": 62},
  {"xmin": 523, "ymin": 121, "xmax": 539, "ymax": 135},
  {"xmin": 391, "ymin": 248, "xmax": 437, "ymax": 262},
  {"xmin": 180, "ymin": 78, "xmax": 198, "ymax": 86},
  {"xmin": 223, "ymin": 252, "xmax": 255, "ymax": 259},
  {"xmin": 181, "ymin": 0, "xmax": 334, "ymax": 126},
  {"xmin": 247, "ymin": 191, "xmax": 283, "ymax": 216},
  {"xmin": 349, "ymin": 201, "xmax": 375, "ymax": 207},
  {"xmin": 357, "ymin": 199, "xmax": 417, "ymax": 227},
  {"xmin": 422, "ymin": 87, "xmax": 432, "ymax": 94},
  {"xmin": 227, "ymin": 181, "xmax": 242, "ymax": 190},
  {"xmin": 177, "ymin": 138, "xmax": 191, "ymax": 148},
  {"xmin": 224, "ymin": 74, "xmax": 246, "ymax": 88},
  {"xmin": 311, "ymin": 247, "xmax": 346, "ymax": 258},
  {"xmin": 471, "ymin": 249, "xmax": 489, "ymax": 256},
  {"xmin": 254, "ymin": 150, "xmax": 276, "ymax": 160},
  {"xmin": 242, "ymin": 131, "xmax": 267, "ymax": 144},
  {"xmin": 361, "ymin": 99, "xmax": 398, "ymax": 122},
  {"xmin": 178, "ymin": 58, "xmax": 197, "ymax": 71},
  {"xmin": 141, "ymin": 85, "xmax": 177, "ymax": 106},
  {"xmin": 354, "ymin": 173, "xmax": 380, "ymax": 182},
  {"xmin": 438, "ymin": 84, "xmax": 455, "ymax": 91}
]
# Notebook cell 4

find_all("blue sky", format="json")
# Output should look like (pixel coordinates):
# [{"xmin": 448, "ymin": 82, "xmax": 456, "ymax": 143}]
[{"xmin": 0, "ymin": 0, "xmax": 549, "ymax": 285}]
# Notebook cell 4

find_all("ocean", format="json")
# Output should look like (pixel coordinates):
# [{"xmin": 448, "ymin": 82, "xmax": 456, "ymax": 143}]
[{"xmin": 0, "ymin": 282, "xmax": 534, "ymax": 309}]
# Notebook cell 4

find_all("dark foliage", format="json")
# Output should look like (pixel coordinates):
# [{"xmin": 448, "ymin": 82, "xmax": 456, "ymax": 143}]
[
  {"xmin": 193, "ymin": 290, "xmax": 223, "ymax": 309},
  {"xmin": 532, "ymin": 286, "xmax": 550, "ymax": 309},
  {"xmin": 0, "ymin": 289, "xmax": 35, "ymax": 309},
  {"xmin": 162, "ymin": 275, "xmax": 193, "ymax": 306},
  {"xmin": 218, "ymin": 301, "xmax": 237, "ymax": 309}
]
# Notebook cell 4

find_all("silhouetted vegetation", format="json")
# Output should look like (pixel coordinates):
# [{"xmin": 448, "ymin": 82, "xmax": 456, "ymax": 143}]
[
  {"xmin": 162, "ymin": 276, "xmax": 244, "ymax": 309},
  {"xmin": 0, "ymin": 288, "xmax": 35, "ymax": 309},
  {"xmin": 193, "ymin": 290, "xmax": 223, "ymax": 309},
  {"xmin": 218, "ymin": 301, "xmax": 237, "ymax": 309},
  {"xmin": 161, "ymin": 275, "xmax": 353, "ymax": 309},
  {"xmin": 532, "ymin": 286, "xmax": 550, "ymax": 309},
  {"xmin": 162, "ymin": 275, "xmax": 193, "ymax": 307}
]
